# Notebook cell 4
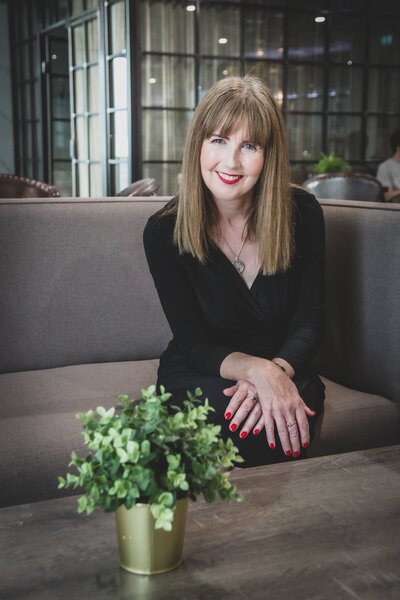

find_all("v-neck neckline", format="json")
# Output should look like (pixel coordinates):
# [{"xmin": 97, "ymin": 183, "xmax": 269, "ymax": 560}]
[{"xmin": 213, "ymin": 244, "xmax": 261, "ymax": 292}]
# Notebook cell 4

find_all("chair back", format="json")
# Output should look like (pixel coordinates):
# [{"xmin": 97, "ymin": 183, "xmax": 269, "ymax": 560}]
[
  {"xmin": 303, "ymin": 172, "xmax": 384, "ymax": 202},
  {"xmin": 0, "ymin": 174, "xmax": 60, "ymax": 198},
  {"xmin": 117, "ymin": 178, "xmax": 160, "ymax": 197}
]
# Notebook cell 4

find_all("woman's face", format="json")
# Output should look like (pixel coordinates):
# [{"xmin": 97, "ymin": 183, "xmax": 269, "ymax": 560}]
[{"xmin": 200, "ymin": 123, "xmax": 264, "ymax": 208}]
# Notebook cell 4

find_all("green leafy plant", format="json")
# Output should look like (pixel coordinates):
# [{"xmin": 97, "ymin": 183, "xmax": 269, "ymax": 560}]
[
  {"xmin": 315, "ymin": 152, "xmax": 350, "ymax": 174},
  {"xmin": 59, "ymin": 385, "xmax": 243, "ymax": 531}
]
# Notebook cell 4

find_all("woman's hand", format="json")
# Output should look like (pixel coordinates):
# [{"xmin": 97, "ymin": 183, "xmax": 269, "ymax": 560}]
[
  {"xmin": 223, "ymin": 361, "xmax": 316, "ymax": 457},
  {"xmin": 223, "ymin": 380, "xmax": 263, "ymax": 439},
  {"xmin": 248, "ymin": 360, "xmax": 316, "ymax": 457}
]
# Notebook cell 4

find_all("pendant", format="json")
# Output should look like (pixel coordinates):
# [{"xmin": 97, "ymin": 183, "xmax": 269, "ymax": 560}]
[{"xmin": 233, "ymin": 259, "xmax": 245, "ymax": 274}]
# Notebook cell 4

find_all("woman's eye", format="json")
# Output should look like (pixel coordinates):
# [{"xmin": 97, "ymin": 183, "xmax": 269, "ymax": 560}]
[
  {"xmin": 210, "ymin": 137, "xmax": 224, "ymax": 145},
  {"xmin": 243, "ymin": 143, "xmax": 257, "ymax": 152}
]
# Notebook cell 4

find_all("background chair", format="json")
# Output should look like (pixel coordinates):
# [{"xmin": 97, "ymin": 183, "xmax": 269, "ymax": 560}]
[
  {"xmin": 117, "ymin": 178, "xmax": 160, "ymax": 197},
  {"xmin": 0, "ymin": 173, "xmax": 60, "ymax": 198},
  {"xmin": 302, "ymin": 172, "xmax": 385, "ymax": 202}
]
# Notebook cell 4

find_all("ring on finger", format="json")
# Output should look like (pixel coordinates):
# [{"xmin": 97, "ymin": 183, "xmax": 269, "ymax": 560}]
[
  {"xmin": 286, "ymin": 421, "xmax": 296, "ymax": 429},
  {"xmin": 247, "ymin": 394, "xmax": 258, "ymax": 403}
]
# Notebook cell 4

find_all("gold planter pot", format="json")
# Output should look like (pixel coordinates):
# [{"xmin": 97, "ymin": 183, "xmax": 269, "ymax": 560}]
[{"xmin": 115, "ymin": 497, "xmax": 189, "ymax": 575}]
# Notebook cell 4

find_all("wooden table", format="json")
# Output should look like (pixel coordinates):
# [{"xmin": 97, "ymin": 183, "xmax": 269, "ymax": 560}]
[{"xmin": 1, "ymin": 446, "xmax": 399, "ymax": 600}]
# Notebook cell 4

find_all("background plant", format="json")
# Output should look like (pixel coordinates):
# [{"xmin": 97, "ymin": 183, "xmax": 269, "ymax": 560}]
[
  {"xmin": 59, "ymin": 386, "xmax": 243, "ymax": 530},
  {"xmin": 315, "ymin": 152, "xmax": 350, "ymax": 174}
]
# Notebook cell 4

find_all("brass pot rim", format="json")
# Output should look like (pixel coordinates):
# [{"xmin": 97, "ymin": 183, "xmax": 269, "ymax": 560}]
[{"xmin": 117, "ymin": 496, "xmax": 189, "ymax": 509}]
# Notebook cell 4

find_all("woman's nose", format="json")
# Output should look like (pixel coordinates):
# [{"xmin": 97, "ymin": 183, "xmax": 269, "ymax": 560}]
[{"xmin": 222, "ymin": 144, "xmax": 241, "ymax": 169}]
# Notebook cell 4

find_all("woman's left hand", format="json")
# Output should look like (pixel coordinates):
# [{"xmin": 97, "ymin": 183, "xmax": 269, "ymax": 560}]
[{"xmin": 223, "ymin": 379, "xmax": 264, "ymax": 438}]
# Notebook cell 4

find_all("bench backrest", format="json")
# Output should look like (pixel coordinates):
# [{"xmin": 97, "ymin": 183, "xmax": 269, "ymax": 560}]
[
  {"xmin": 0, "ymin": 197, "xmax": 399, "ymax": 402},
  {"xmin": 0, "ymin": 198, "xmax": 172, "ymax": 374},
  {"xmin": 315, "ymin": 199, "xmax": 399, "ymax": 402}
]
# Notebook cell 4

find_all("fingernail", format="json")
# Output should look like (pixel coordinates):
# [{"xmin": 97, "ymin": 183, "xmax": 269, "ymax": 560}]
[
  {"xmin": 302, "ymin": 442, "xmax": 309, "ymax": 449},
  {"xmin": 230, "ymin": 423, "xmax": 237, "ymax": 432},
  {"xmin": 240, "ymin": 431, "xmax": 247, "ymax": 439},
  {"xmin": 285, "ymin": 450, "xmax": 292, "ymax": 457},
  {"xmin": 224, "ymin": 412, "xmax": 231, "ymax": 420},
  {"xmin": 293, "ymin": 451, "xmax": 300, "ymax": 458},
  {"xmin": 269, "ymin": 443, "xmax": 275, "ymax": 449},
  {"xmin": 310, "ymin": 410, "xmax": 317, "ymax": 415},
  {"xmin": 253, "ymin": 428, "xmax": 260, "ymax": 435}
]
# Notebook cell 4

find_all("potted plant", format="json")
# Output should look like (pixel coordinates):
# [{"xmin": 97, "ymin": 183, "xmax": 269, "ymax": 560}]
[
  {"xmin": 315, "ymin": 152, "xmax": 350, "ymax": 174},
  {"xmin": 58, "ymin": 385, "xmax": 243, "ymax": 575}
]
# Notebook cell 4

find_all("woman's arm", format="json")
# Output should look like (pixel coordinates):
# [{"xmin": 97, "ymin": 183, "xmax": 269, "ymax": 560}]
[
  {"xmin": 220, "ymin": 196, "xmax": 324, "ymax": 454},
  {"xmin": 143, "ymin": 216, "xmax": 234, "ymax": 375}
]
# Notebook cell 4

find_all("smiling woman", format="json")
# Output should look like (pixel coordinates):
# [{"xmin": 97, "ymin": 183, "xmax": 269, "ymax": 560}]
[{"xmin": 143, "ymin": 75, "xmax": 325, "ymax": 467}]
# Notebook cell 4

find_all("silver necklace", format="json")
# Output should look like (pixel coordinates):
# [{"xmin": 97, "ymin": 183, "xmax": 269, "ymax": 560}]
[{"xmin": 221, "ymin": 230, "xmax": 247, "ymax": 275}]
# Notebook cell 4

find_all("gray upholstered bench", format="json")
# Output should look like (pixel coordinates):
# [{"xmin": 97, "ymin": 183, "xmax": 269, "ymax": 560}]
[{"xmin": 0, "ymin": 197, "xmax": 398, "ymax": 506}]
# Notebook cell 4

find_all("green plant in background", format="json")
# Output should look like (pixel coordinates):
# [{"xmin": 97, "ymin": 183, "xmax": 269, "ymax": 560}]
[
  {"xmin": 315, "ymin": 153, "xmax": 350, "ymax": 174},
  {"xmin": 59, "ymin": 386, "xmax": 243, "ymax": 531}
]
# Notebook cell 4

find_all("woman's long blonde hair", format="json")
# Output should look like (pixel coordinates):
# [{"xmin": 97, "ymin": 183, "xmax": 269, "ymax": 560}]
[{"xmin": 172, "ymin": 75, "xmax": 294, "ymax": 275}]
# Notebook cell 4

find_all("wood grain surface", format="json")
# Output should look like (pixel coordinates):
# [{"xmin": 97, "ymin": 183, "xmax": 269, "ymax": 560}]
[{"xmin": 0, "ymin": 445, "xmax": 399, "ymax": 600}]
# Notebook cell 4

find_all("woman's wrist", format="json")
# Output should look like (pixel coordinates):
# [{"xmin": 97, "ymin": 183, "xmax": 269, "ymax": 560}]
[
  {"xmin": 271, "ymin": 357, "xmax": 295, "ymax": 379},
  {"xmin": 220, "ymin": 352, "xmax": 295, "ymax": 384}
]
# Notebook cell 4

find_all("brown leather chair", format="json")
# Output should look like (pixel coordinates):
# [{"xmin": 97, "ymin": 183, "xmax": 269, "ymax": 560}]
[
  {"xmin": 0, "ymin": 174, "xmax": 60, "ymax": 198},
  {"xmin": 117, "ymin": 178, "xmax": 160, "ymax": 197},
  {"xmin": 302, "ymin": 172, "xmax": 385, "ymax": 202}
]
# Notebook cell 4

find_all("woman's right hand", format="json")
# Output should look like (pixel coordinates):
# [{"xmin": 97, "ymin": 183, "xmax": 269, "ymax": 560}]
[{"xmin": 222, "ymin": 379, "xmax": 264, "ymax": 438}]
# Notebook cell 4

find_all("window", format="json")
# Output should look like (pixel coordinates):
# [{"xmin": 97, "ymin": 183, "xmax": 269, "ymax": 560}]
[
  {"xmin": 70, "ymin": 15, "xmax": 103, "ymax": 196},
  {"xmin": 106, "ymin": 0, "xmax": 129, "ymax": 194},
  {"xmin": 13, "ymin": 2, "xmax": 42, "ymax": 179}
]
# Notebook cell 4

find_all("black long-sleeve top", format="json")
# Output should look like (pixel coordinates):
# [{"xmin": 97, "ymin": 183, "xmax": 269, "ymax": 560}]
[{"xmin": 143, "ymin": 189, "xmax": 325, "ymax": 378}]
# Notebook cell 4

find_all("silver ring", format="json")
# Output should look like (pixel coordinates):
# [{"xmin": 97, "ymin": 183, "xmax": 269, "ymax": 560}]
[
  {"xmin": 286, "ymin": 421, "xmax": 296, "ymax": 429},
  {"xmin": 248, "ymin": 395, "xmax": 258, "ymax": 403}
]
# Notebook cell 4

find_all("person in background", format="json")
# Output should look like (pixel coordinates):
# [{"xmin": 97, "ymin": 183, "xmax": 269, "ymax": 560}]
[
  {"xmin": 143, "ymin": 75, "xmax": 326, "ymax": 467},
  {"xmin": 376, "ymin": 129, "xmax": 400, "ymax": 202}
]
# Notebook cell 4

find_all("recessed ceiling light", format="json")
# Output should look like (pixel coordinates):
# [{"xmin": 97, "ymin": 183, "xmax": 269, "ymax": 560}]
[
  {"xmin": 347, "ymin": 60, "xmax": 353, "ymax": 65},
  {"xmin": 315, "ymin": 16, "xmax": 326, "ymax": 23},
  {"xmin": 186, "ymin": 4, "xmax": 196, "ymax": 11},
  {"xmin": 218, "ymin": 38, "xmax": 228, "ymax": 45},
  {"xmin": 149, "ymin": 78, "xmax": 157, "ymax": 84},
  {"xmin": 256, "ymin": 49, "xmax": 264, "ymax": 57}
]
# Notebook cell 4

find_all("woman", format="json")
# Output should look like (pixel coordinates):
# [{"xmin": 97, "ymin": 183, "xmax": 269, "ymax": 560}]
[{"xmin": 143, "ymin": 75, "xmax": 325, "ymax": 467}]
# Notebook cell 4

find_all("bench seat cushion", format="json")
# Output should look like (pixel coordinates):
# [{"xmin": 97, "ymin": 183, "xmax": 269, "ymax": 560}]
[
  {"xmin": 310, "ymin": 378, "xmax": 400, "ymax": 457},
  {"xmin": 0, "ymin": 360, "xmax": 159, "ymax": 507}
]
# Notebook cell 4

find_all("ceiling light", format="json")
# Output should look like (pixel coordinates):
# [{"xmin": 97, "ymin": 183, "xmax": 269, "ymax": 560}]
[
  {"xmin": 315, "ymin": 16, "xmax": 326, "ymax": 23},
  {"xmin": 222, "ymin": 69, "xmax": 228, "ymax": 75},
  {"xmin": 186, "ymin": 4, "xmax": 196, "ymax": 11},
  {"xmin": 347, "ymin": 60, "xmax": 352, "ymax": 65},
  {"xmin": 148, "ymin": 78, "xmax": 157, "ymax": 84},
  {"xmin": 256, "ymin": 49, "xmax": 264, "ymax": 57},
  {"xmin": 218, "ymin": 38, "xmax": 228, "ymax": 45}
]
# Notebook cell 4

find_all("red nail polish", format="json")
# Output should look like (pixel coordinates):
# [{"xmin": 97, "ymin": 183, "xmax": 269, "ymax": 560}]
[
  {"xmin": 293, "ymin": 451, "xmax": 300, "ymax": 458},
  {"xmin": 253, "ymin": 428, "xmax": 260, "ymax": 435},
  {"xmin": 302, "ymin": 442, "xmax": 309, "ymax": 449},
  {"xmin": 269, "ymin": 443, "xmax": 275, "ymax": 449},
  {"xmin": 240, "ymin": 431, "xmax": 247, "ymax": 439},
  {"xmin": 224, "ymin": 412, "xmax": 231, "ymax": 420},
  {"xmin": 285, "ymin": 450, "xmax": 292, "ymax": 457},
  {"xmin": 230, "ymin": 423, "xmax": 237, "ymax": 432}
]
